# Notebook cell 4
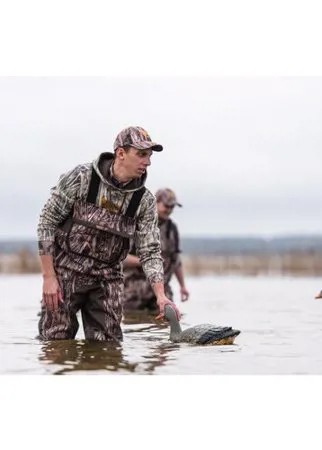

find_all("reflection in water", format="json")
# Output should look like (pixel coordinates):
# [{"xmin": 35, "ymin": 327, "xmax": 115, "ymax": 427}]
[
  {"xmin": 122, "ymin": 310, "xmax": 185, "ymax": 326},
  {"xmin": 39, "ymin": 340, "xmax": 138, "ymax": 375},
  {"xmin": 122, "ymin": 312, "xmax": 181, "ymax": 373},
  {"xmin": 122, "ymin": 310, "xmax": 169, "ymax": 335},
  {"xmin": 37, "ymin": 309, "xmax": 241, "ymax": 374},
  {"xmin": 122, "ymin": 310, "xmax": 160, "ymax": 326},
  {"xmin": 38, "ymin": 326, "xmax": 180, "ymax": 375},
  {"xmin": 140, "ymin": 342, "xmax": 180, "ymax": 373}
]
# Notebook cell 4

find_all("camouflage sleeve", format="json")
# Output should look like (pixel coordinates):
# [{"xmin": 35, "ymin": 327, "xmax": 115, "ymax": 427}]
[
  {"xmin": 37, "ymin": 164, "xmax": 89, "ymax": 256},
  {"xmin": 134, "ymin": 191, "xmax": 164, "ymax": 285}
]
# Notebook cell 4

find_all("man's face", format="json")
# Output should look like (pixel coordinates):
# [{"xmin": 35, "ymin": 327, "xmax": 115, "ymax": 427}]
[
  {"xmin": 157, "ymin": 201, "xmax": 175, "ymax": 220},
  {"xmin": 121, "ymin": 147, "xmax": 152, "ymax": 179}
]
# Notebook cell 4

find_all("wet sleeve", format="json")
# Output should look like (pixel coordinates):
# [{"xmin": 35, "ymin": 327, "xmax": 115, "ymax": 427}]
[
  {"xmin": 37, "ymin": 165, "xmax": 84, "ymax": 256},
  {"xmin": 134, "ymin": 193, "xmax": 164, "ymax": 285}
]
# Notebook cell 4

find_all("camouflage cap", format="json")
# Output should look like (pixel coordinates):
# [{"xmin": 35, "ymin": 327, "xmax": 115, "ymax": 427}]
[
  {"xmin": 113, "ymin": 126, "xmax": 163, "ymax": 152},
  {"xmin": 155, "ymin": 188, "xmax": 182, "ymax": 207}
]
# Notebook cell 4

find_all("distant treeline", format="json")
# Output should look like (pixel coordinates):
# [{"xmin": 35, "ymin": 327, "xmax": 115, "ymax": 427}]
[
  {"xmin": 2, "ymin": 237, "xmax": 322, "ymax": 276},
  {"xmin": 2, "ymin": 236, "xmax": 322, "ymax": 255},
  {"xmin": 181, "ymin": 236, "xmax": 322, "ymax": 255}
]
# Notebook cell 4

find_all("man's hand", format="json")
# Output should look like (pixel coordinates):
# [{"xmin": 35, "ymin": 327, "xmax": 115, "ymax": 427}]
[
  {"xmin": 315, "ymin": 291, "xmax": 322, "ymax": 299},
  {"xmin": 42, "ymin": 275, "xmax": 64, "ymax": 311},
  {"xmin": 155, "ymin": 294, "xmax": 181, "ymax": 321},
  {"xmin": 180, "ymin": 286, "xmax": 190, "ymax": 302}
]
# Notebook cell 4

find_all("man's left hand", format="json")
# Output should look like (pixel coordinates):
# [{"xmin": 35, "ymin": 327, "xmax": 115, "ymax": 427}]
[{"xmin": 180, "ymin": 287, "xmax": 190, "ymax": 302}]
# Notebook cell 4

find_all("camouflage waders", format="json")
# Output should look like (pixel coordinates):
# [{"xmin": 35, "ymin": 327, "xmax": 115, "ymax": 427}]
[
  {"xmin": 38, "ymin": 167, "xmax": 145, "ymax": 341},
  {"xmin": 123, "ymin": 218, "xmax": 179, "ymax": 312},
  {"xmin": 38, "ymin": 272, "xmax": 124, "ymax": 341}
]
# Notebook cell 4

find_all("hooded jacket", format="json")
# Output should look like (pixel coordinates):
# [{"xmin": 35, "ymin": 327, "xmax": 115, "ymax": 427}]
[{"xmin": 37, "ymin": 152, "xmax": 164, "ymax": 284}]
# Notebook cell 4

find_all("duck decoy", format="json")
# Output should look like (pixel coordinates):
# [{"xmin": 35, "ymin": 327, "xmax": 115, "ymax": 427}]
[{"xmin": 164, "ymin": 304, "xmax": 240, "ymax": 345}]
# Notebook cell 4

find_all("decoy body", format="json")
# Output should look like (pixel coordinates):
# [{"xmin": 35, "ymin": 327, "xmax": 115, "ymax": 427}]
[{"xmin": 164, "ymin": 305, "xmax": 240, "ymax": 345}]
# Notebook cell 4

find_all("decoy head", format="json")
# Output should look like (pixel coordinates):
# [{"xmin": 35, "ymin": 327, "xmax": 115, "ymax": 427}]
[
  {"xmin": 164, "ymin": 304, "xmax": 182, "ymax": 338},
  {"xmin": 164, "ymin": 304, "xmax": 178, "ymax": 321}
]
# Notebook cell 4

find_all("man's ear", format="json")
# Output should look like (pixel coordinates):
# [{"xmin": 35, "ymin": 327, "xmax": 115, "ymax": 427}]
[{"xmin": 116, "ymin": 147, "xmax": 125, "ymax": 160}]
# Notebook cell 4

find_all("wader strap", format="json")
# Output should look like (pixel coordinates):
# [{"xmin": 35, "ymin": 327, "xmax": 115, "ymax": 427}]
[
  {"xmin": 87, "ymin": 167, "xmax": 101, "ymax": 204},
  {"xmin": 87, "ymin": 166, "xmax": 145, "ymax": 215},
  {"xmin": 125, "ymin": 187, "xmax": 146, "ymax": 218},
  {"xmin": 166, "ymin": 219, "xmax": 180, "ymax": 253},
  {"xmin": 173, "ymin": 223, "xmax": 180, "ymax": 253},
  {"xmin": 166, "ymin": 219, "xmax": 172, "ymax": 240}
]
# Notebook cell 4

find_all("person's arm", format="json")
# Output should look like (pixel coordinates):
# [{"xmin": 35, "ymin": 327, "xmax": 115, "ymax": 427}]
[
  {"xmin": 134, "ymin": 192, "xmax": 181, "ymax": 320},
  {"xmin": 123, "ymin": 253, "xmax": 141, "ymax": 268},
  {"xmin": 174, "ymin": 262, "xmax": 190, "ymax": 302},
  {"xmin": 37, "ymin": 165, "xmax": 86, "ymax": 310},
  {"xmin": 40, "ymin": 254, "xmax": 63, "ymax": 311}
]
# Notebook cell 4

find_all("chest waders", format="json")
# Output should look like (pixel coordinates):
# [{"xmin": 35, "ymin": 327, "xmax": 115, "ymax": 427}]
[
  {"xmin": 123, "ymin": 219, "xmax": 180, "ymax": 312},
  {"xmin": 38, "ymin": 167, "xmax": 145, "ymax": 341},
  {"xmin": 162, "ymin": 219, "xmax": 180, "ymax": 284}
]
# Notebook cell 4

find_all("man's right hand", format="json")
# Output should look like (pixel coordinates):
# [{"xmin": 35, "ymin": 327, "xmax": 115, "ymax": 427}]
[
  {"xmin": 155, "ymin": 294, "xmax": 181, "ymax": 321},
  {"xmin": 42, "ymin": 275, "xmax": 64, "ymax": 311}
]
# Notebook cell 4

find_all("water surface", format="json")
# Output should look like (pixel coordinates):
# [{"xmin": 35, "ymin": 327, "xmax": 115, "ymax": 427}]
[{"xmin": 1, "ymin": 274, "xmax": 322, "ymax": 374}]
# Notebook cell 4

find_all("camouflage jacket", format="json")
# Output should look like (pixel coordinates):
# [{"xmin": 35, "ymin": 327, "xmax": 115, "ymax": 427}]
[
  {"xmin": 125, "ymin": 218, "xmax": 181, "ymax": 287},
  {"xmin": 37, "ymin": 152, "xmax": 164, "ymax": 284}
]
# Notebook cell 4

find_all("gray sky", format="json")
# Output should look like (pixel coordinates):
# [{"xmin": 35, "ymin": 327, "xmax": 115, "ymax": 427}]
[{"xmin": 1, "ymin": 76, "xmax": 322, "ymax": 239}]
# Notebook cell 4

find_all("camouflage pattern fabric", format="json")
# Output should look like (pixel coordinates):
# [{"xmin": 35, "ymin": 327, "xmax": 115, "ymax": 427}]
[
  {"xmin": 54, "ymin": 198, "xmax": 135, "ymax": 276},
  {"xmin": 38, "ymin": 152, "xmax": 164, "ymax": 285},
  {"xmin": 123, "ymin": 276, "xmax": 173, "ymax": 312},
  {"xmin": 160, "ymin": 219, "xmax": 180, "ymax": 285},
  {"xmin": 37, "ymin": 152, "xmax": 165, "ymax": 340},
  {"xmin": 113, "ymin": 126, "xmax": 163, "ymax": 152},
  {"xmin": 38, "ymin": 271, "xmax": 124, "ymax": 341},
  {"xmin": 155, "ymin": 188, "xmax": 182, "ymax": 207},
  {"xmin": 123, "ymin": 218, "xmax": 180, "ymax": 311}
]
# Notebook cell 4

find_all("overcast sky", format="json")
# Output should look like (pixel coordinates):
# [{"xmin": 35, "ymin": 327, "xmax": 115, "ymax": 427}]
[{"xmin": 1, "ymin": 76, "xmax": 322, "ymax": 239}]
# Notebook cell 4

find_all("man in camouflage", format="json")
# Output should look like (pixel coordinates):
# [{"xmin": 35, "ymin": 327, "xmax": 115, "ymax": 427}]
[
  {"xmin": 123, "ymin": 188, "xmax": 190, "ymax": 313},
  {"xmin": 37, "ymin": 126, "xmax": 181, "ymax": 341}
]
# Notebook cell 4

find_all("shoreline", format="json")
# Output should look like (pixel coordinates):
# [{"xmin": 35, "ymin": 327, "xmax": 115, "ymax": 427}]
[{"xmin": 1, "ymin": 250, "xmax": 322, "ymax": 277}]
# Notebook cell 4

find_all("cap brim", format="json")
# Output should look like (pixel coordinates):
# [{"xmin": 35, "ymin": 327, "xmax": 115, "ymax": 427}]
[
  {"xmin": 132, "ymin": 141, "xmax": 163, "ymax": 152},
  {"xmin": 164, "ymin": 202, "xmax": 183, "ymax": 208}
]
